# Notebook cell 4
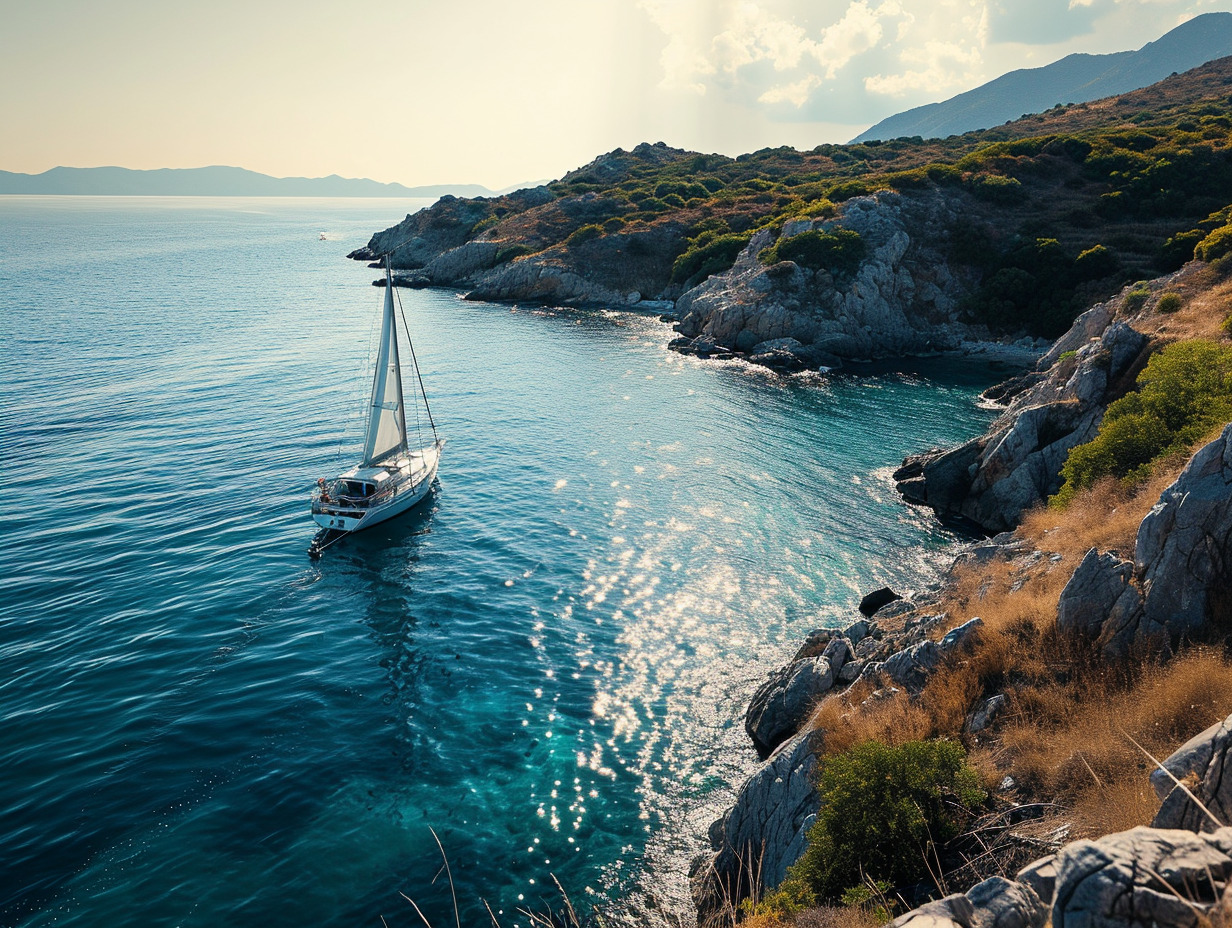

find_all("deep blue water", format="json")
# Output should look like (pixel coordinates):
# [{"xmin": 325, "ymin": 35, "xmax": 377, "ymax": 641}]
[{"xmin": 0, "ymin": 197, "xmax": 998, "ymax": 927}]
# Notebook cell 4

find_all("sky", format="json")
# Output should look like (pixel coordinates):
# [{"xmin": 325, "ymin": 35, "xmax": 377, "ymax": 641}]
[{"xmin": 3, "ymin": 0, "xmax": 1232, "ymax": 190}]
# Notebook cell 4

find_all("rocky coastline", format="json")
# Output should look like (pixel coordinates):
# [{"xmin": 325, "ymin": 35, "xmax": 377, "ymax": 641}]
[
  {"xmin": 689, "ymin": 257, "xmax": 1232, "ymax": 927},
  {"xmin": 351, "ymin": 185, "xmax": 1052, "ymax": 376}
]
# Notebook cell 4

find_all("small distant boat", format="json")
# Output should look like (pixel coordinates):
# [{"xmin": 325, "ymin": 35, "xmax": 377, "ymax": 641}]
[
  {"xmin": 319, "ymin": 231, "xmax": 328, "ymax": 240},
  {"xmin": 310, "ymin": 259, "xmax": 442, "ymax": 555}
]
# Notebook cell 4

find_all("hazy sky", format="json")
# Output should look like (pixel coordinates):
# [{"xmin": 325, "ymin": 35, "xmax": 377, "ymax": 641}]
[{"xmin": 3, "ymin": 0, "xmax": 1232, "ymax": 190}]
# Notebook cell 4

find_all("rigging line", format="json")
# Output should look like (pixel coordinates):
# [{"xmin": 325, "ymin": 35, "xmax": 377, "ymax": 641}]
[{"xmin": 393, "ymin": 283, "xmax": 440, "ymax": 445}]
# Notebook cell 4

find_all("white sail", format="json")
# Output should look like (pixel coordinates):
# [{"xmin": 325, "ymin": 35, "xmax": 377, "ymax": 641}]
[{"xmin": 361, "ymin": 273, "xmax": 408, "ymax": 466}]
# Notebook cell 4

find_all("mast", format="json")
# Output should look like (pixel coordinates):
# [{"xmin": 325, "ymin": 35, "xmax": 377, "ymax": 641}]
[{"xmin": 360, "ymin": 259, "xmax": 409, "ymax": 465}]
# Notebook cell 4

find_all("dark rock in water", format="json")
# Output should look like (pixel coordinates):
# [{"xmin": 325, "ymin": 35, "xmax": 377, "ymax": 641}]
[
  {"xmin": 347, "ymin": 246, "xmax": 376, "ymax": 261},
  {"xmin": 860, "ymin": 586, "xmax": 901, "ymax": 616},
  {"xmin": 982, "ymin": 371, "xmax": 1046, "ymax": 405},
  {"xmin": 749, "ymin": 347, "xmax": 807, "ymax": 372},
  {"xmin": 373, "ymin": 273, "xmax": 432, "ymax": 289},
  {"xmin": 368, "ymin": 261, "xmax": 383, "ymax": 268},
  {"xmin": 1153, "ymin": 712, "xmax": 1232, "ymax": 833}
]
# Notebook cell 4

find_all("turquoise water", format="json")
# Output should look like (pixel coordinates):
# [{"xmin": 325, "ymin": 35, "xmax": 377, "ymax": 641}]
[{"xmin": 0, "ymin": 197, "xmax": 998, "ymax": 927}]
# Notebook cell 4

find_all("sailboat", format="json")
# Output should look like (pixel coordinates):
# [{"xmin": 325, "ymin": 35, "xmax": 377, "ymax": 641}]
[{"xmin": 310, "ymin": 259, "xmax": 443, "ymax": 553}]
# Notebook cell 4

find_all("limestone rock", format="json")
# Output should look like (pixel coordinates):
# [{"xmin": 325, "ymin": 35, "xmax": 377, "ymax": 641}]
[
  {"xmin": 891, "ymin": 876, "xmax": 1046, "ymax": 928},
  {"xmin": 690, "ymin": 734, "xmax": 820, "ymax": 921},
  {"xmin": 1051, "ymin": 826, "xmax": 1232, "ymax": 928},
  {"xmin": 881, "ymin": 618, "xmax": 982, "ymax": 692},
  {"xmin": 1152, "ymin": 712, "xmax": 1232, "ymax": 833},
  {"xmin": 968, "ymin": 694, "xmax": 1007, "ymax": 734},
  {"xmin": 1016, "ymin": 856, "xmax": 1058, "ymax": 907},
  {"xmin": 745, "ymin": 657, "xmax": 834, "ymax": 758},
  {"xmin": 1056, "ymin": 548, "xmax": 1134, "ymax": 638}
]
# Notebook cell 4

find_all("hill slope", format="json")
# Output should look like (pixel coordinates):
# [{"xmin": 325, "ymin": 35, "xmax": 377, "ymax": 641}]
[
  {"xmin": 853, "ymin": 12, "xmax": 1232, "ymax": 142},
  {"xmin": 0, "ymin": 165, "xmax": 493, "ymax": 198}
]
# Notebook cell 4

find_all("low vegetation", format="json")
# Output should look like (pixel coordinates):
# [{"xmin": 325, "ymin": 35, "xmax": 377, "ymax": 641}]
[
  {"xmin": 1052, "ymin": 339, "xmax": 1232, "ymax": 505},
  {"xmin": 759, "ymin": 229, "xmax": 865, "ymax": 277}
]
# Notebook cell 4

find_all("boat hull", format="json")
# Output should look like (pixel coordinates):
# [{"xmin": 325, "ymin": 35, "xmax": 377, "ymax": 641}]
[{"xmin": 312, "ymin": 442, "xmax": 441, "ymax": 534}]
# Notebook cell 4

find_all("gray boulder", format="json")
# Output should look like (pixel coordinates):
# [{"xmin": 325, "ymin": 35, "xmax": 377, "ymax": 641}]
[
  {"xmin": 891, "ymin": 876, "xmax": 1046, "ymax": 928},
  {"xmin": 1016, "ymin": 856, "xmax": 1058, "ymax": 907},
  {"xmin": 881, "ymin": 618, "xmax": 983, "ymax": 692},
  {"xmin": 1152, "ymin": 712, "xmax": 1232, "ymax": 833},
  {"xmin": 745, "ymin": 657, "xmax": 834, "ymax": 758},
  {"xmin": 1056, "ymin": 549, "xmax": 1134, "ymax": 638},
  {"xmin": 1051, "ymin": 826, "xmax": 1232, "ymax": 927},
  {"xmin": 968, "ymin": 694, "xmax": 1008, "ymax": 734},
  {"xmin": 691, "ymin": 733, "xmax": 820, "ymax": 921}
]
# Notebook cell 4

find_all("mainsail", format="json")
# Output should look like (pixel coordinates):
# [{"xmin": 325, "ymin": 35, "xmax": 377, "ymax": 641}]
[{"xmin": 361, "ymin": 266, "xmax": 409, "ymax": 465}]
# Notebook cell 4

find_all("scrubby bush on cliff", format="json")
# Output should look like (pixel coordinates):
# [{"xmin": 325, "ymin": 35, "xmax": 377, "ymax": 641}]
[
  {"xmin": 670, "ymin": 230, "xmax": 753, "ymax": 286},
  {"xmin": 566, "ymin": 224, "xmax": 604, "ymax": 248},
  {"xmin": 1196, "ymin": 223, "xmax": 1232, "ymax": 262},
  {"xmin": 760, "ymin": 229, "xmax": 865, "ymax": 277},
  {"xmin": 1053, "ymin": 340, "xmax": 1232, "ymax": 505},
  {"xmin": 782, "ymin": 739, "xmax": 984, "ymax": 903}
]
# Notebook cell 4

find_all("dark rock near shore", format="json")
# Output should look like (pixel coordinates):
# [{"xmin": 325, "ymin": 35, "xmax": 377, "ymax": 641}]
[{"xmin": 860, "ymin": 586, "xmax": 901, "ymax": 616}]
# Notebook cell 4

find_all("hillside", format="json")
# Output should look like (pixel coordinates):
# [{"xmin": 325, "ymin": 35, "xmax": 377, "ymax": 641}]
[
  {"xmin": 357, "ymin": 55, "xmax": 1232, "ymax": 365},
  {"xmin": 853, "ymin": 12, "xmax": 1232, "ymax": 142},
  {"xmin": 0, "ymin": 165, "xmax": 493, "ymax": 198}
]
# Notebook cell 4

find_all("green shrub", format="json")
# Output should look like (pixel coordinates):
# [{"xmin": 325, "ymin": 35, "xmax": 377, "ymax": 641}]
[
  {"xmin": 1125, "ymin": 286, "xmax": 1152, "ymax": 311},
  {"xmin": 1158, "ymin": 228, "xmax": 1205, "ymax": 271},
  {"xmin": 970, "ymin": 173, "xmax": 1027, "ymax": 204},
  {"xmin": 786, "ymin": 739, "xmax": 985, "ymax": 901},
  {"xmin": 762, "ymin": 229, "xmax": 865, "ymax": 276},
  {"xmin": 566, "ymin": 224, "xmax": 603, "ymax": 248},
  {"xmin": 602, "ymin": 216, "xmax": 626, "ymax": 232},
  {"xmin": 670, "ymin": 231, "xmax": 752, "ymax": 284},
  {"xmin": 1074, "ymin": 244, "xmax": 1119, "ymax": 280},
  {"xmin": 1053, "ymin": 340, "xmax": 1232, "ymax": 505},
  {"xmin": 1156, "ymin": 291, "xmax": 1183, "ymax": 313},
  {"xmin": 1197, "ymin": 224, "xmax": 1232, "ymax": 262}
]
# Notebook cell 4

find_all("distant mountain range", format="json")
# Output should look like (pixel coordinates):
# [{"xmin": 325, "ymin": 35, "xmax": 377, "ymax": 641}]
[
  {"xmin": 853, "ymin": 12, "xmax": 1232, "ymax": 142},
  {"xmin": 0, "ymin": 165, "xmax": 498, "ymax": 198}
]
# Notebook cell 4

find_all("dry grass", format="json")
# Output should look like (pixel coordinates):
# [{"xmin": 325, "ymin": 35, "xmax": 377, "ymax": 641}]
[
  {"xmin": 790, "ymin": 906, "xmax": 886, "ymax": 928},
  {"xmin": 1017, "ymin": 467, "xmax": 1181, "ymax": 561},
  {"xmin": 997, "ymin": 647, "xmax": 1232, "ymax": 837}
]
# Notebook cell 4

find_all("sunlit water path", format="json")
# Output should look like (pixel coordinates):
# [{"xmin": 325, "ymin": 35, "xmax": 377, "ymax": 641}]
[{"xmin": 0, "ymin": 197, "xmax": 998, "ymax": 927}]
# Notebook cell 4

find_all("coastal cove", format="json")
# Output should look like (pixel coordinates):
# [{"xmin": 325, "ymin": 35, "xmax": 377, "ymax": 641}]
[{"xmin": 0, "ymin": 198, "xmax": 1004, "ymax": 927}]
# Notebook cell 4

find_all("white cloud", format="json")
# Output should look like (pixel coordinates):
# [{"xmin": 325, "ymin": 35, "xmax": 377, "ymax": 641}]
[
  {"xmin": 812, "ymin": 1, "xmax": 898, "ymax": 78},
  {"xmin": 759, "ymin": 74, "xmax": 823, "ymax": 104}
]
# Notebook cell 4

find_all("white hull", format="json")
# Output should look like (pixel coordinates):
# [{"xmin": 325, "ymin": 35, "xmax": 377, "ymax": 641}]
[{"xmin": 312, "ymin": 442, "xmax": 442, "ymax": 534}]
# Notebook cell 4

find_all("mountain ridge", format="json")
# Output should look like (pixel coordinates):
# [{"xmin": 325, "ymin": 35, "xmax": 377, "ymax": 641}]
[
  {"xmin": 0, "ymin": 165, "xmax": 497, "ymax": 198},
  {"xmin": 853, "ymin": 11, "xmax": 1232, "ymax": 142}
]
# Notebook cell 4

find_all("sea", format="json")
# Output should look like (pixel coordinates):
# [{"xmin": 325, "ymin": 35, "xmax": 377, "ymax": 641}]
[{"xmin": 0, "ymin": 196, "xmax": 1000, "ymax": 927}]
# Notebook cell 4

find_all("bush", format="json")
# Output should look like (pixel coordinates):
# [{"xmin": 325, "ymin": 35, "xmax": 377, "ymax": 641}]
[
  {"xmin": 970, "ymin": 173, "xmax": 1027, "ymax": 204},
  {"xmin": 786, "ymin": 740, "xmax": 984, "ymax": 901},
  {"xmin": 1124, "ymin": 286, "xmax": 1151, "ymax": 311},
  {"xmin": 1197, "ymin": 224, "xmax": 1232, "ymax": 262},
  {"xmin": 762, "ymin": 229, "xmax": 865, "ymax": 276},
  {"xmin": 1156, "ymin": 291, "xmax": 1183, "ymax": 313},
  {"xmin": 566, "ymin": 224, "xmax": 603, "ymax": 248},
  {"xmin": 1053, "ymin": 340, "xmax": 1232, "ymax": 505},
  {"xmin": 670, "ymin": 231, "xmax": 752, "ymax": 284},
  {"xmin": 1073, "ymin": 244, "xmax": 1119, "ymax": 281},
  {"xmin": 1158, "ymin": 228, "xmax": 1205, "ymax": 271}
]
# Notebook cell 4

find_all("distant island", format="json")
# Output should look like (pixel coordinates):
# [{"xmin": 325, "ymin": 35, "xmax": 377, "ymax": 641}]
[
  {"xmin": 853, "ymin": 10, "xmax": 1232, "ymax": 141},
  {"xmin": 0, "ymin": 165, "xmax": 498, "ymax": 198}
]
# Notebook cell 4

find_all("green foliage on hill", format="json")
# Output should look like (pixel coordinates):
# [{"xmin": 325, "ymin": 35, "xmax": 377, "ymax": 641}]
[
  {"xmin": 442, "ymin": 58, "xmax": 1232, "ymax": 334},
  {"xmin": 760, "ymin": 229, "xmax": 866, "ymax": 277},
  {"xmin": 1053, "ymin": 340, "xmax": 1232, "ymax": 505},
  {"xmin": 765, "ymin": 740, "xmax": 984, "ymax": 907}
]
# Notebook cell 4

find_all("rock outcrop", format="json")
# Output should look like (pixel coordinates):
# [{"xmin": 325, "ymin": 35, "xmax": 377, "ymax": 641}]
[
  {"xmin": 1055, "ymin": 423, "xmax": 1232, "ymax": 656},
  {"xmin": 673, "ymin": 190, "xmax": 993, "ymax": 364},
  {"xmin": 896, "ymin": 305, "xmax": 1152, "ymax": 534},
  {"xmin": 690, "ymin": 733, "xmax": 820, "ymax": 924},
  {"xmin": 891, "ymin": 876, "xmax": 1047, "ymax": 928},
  {"xmin": 745, "ymin": 657, "xmax": 835, "ymax": 759},
  {"xmin": 1153, "ymin": 711, "xmax": 1232, "ymax": 833}
]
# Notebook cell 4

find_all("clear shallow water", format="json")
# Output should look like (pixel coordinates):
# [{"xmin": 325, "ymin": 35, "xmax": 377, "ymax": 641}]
[{"xmin": 0, "ymin": 197, "xmax": 998, "ymax": 927}]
